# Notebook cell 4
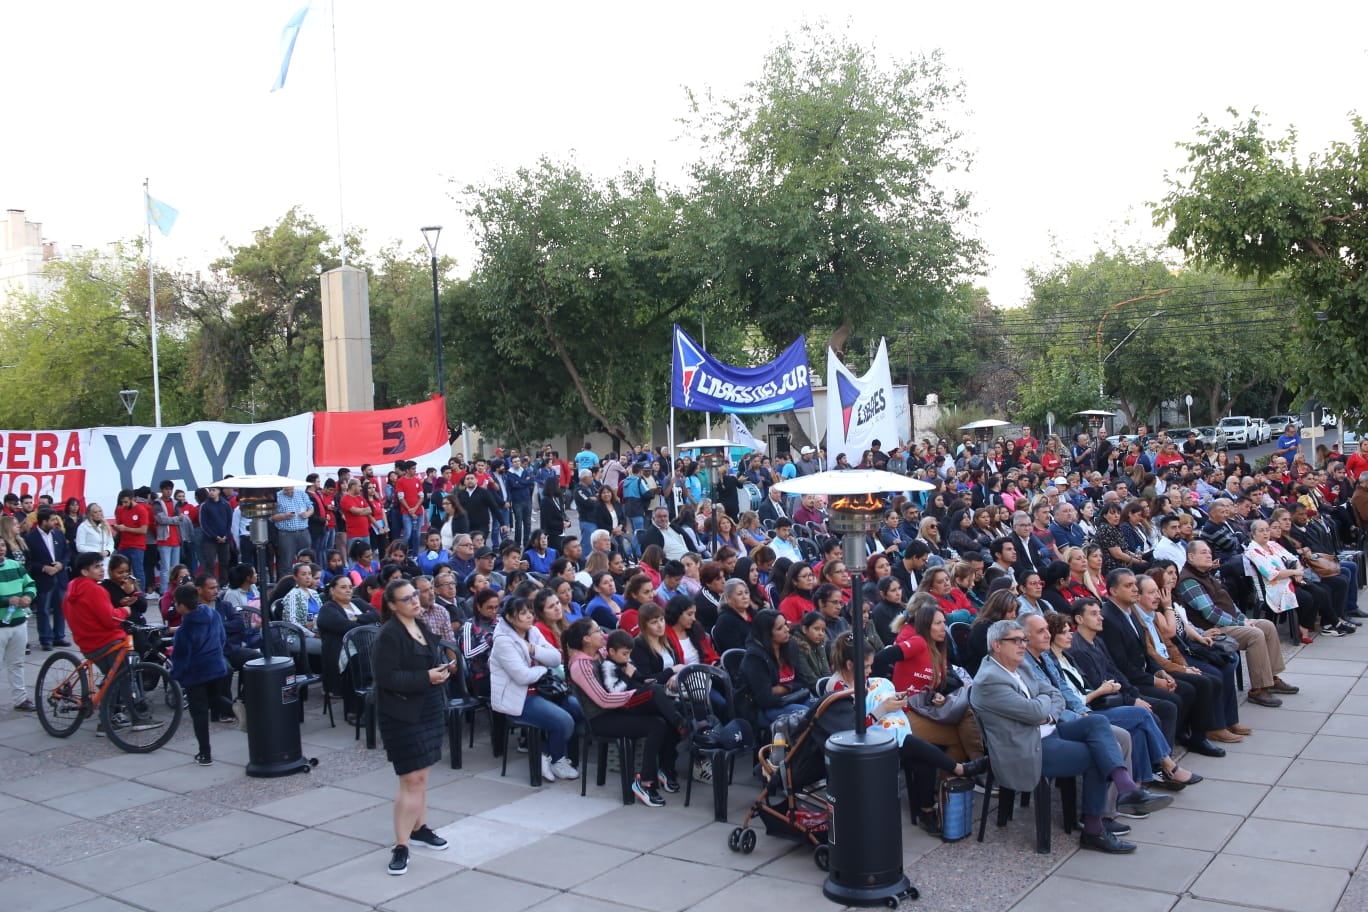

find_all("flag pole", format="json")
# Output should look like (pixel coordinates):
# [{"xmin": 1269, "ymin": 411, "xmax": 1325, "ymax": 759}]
[
  {"xmin": 330, "ymin": 0, "xmax": 347, "ymax": 265},
  {"xmin": 144, "ymin": 178, "xmax": 163, "ymax": 428}
]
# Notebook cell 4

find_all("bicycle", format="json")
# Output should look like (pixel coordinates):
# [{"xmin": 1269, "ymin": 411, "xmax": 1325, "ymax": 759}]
[{"xmin": 35, "ymin": 623, "xmax": 183, "ymax": 753}]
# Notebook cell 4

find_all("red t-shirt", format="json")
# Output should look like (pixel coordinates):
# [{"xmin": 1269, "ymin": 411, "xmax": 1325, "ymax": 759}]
[
  {"xmin": 395, "ymin": 476, "xmax": 424, "ymax": 513},
  {"xmin": 115, "ymin": 503, "xmax": 152, "ymax": 551},
  {"xmin": 340, "ymin": 494, "xmax": 371, "ymax": 539},
  {"xmin": 160, "ymin": 498, "xmax": 180, "ymax": 547}
]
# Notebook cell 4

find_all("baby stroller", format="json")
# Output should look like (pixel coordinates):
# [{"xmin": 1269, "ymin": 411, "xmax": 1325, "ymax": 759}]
[{"xmin": 726, "ymin": 690, "xmax": 856, "ymax": 872}]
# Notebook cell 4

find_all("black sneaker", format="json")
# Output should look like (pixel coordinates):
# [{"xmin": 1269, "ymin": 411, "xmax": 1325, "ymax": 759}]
[
  {"xmin": 657, "ymin": 769, "xmax": 681, "ymax": 794},
  {"xmin": 1338, "ymin": 621, "xmax": 1358, "ymax": 634},
  {"xmin": 632, "ymin": 777, "xmax": 666, "ymax": 807},
  {"xmin": 410, "ymin": 824, "xmax": 448, "ymax": 850},
  {"xmin": 1321, "ymin": 625, "xmax": 1344, "ymax": 637},
  {"xmin": 194, "ymin": 754, "xmax": 213, "ymax": 766},
  {"xmin": 387, "ymin": 844, "xmax": 409, "ymax": 875}
]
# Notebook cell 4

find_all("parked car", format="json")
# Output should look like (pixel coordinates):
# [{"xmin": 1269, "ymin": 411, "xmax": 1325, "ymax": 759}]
[
  {"xmin": 1218, "ymin": 416, "xmax": 1256, "ymax": 449},
  {"xmin": 1249, "ymin": 418, "xmax": 1270, "ymax": 444},
  {"xmin": 1195, "ymin": 426, "xmax": 1230, "ymax": 451},
  {"xmin": 1267, "ymin": 414, "xmax": 1303, "ymax": 432}
]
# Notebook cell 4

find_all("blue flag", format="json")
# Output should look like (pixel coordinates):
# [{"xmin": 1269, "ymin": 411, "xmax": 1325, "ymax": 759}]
[
  {"xmin": 145, "ymin": 194, "xmax": 178, "ymax": 237},
  {"xmin": 270, "ymin": 5, "xmax": 311, "ymax": 92}
]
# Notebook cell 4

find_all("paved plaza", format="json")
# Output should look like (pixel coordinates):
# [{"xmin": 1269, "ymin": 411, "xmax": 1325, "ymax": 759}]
[{"xmin": 3, "ymin": 601, "xmax": 1368, "ymax": 912}]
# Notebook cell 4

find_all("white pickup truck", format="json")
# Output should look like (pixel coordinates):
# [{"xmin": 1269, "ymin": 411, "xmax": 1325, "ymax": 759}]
[{"xmin": 1218, "ymin": 416, "xmax": 1256, "ymax": 449}]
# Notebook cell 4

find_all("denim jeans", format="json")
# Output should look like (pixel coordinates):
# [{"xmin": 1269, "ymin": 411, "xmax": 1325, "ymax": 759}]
[
  {"xmin": 1096, "ymin": 704, "xmax": 1170, "ymax": 783},
  {"xmin": 33, "ymin": 586, "xmax": 67, "ymax": 645},
  {"xmin": 510, "ymin": 694, "xmax": 578, "ymax": 761},
  {"xmin": 510, "ymin": 501, "xmax": 532, "ymax": 547},
  {"xmin": 117, "ymin": 548, "xmax": 146, "ymax": 588},
  {"xmin": 401, "ymin": 513, "xmax": 423, "ymax": 554},
  {"xmin": 1046, "ymin": 713, "xmax": 1124, "ymax": 817},
  {"xmin": 157, "ymin": 545, "xmax": 180, "ymax": 592}
]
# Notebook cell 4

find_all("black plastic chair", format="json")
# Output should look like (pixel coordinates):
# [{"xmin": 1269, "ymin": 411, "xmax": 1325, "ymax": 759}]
[
  {"xmin": 578, "ymin": 725, "xmax": 636, "ymax": 805},
  {"xmin": 341, "ymin": 625, "xmax": 380, "ymax": 748},
  {"xmin": 677, "ymin": 664, "xmax": 753, "ymax": 822},
  {"xmin": 1243, "ymin": 555, "xmax": 1299, "ymax": 642},
  {"xmin": 495, "ymin": 715, "xmax": 545, "ymax": 786},
  {"xmin": 975, "ymin": 762, "xmax": 1077, "ymax": 854},
  {"xmin": 268, "ymin": 620, "xmax": 330, "ymax": 725},
  {"xmin": 438, "ymin": 640, "xmax": 487, "ymax": 770}
]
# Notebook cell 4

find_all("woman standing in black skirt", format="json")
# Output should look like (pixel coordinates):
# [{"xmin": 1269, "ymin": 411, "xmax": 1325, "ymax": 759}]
[{"xmin": 373, "ymin": 578, "xmax": 452, "ymax": 876}]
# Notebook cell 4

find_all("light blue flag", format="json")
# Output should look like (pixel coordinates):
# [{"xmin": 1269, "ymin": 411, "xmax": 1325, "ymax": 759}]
[
  {"xmin": 270, "ymin": 5, "xmax": 311, "ymax": 92},
  {"xmin": 145, "ymin": 194, "xmax": 178, "ymax": 237}
]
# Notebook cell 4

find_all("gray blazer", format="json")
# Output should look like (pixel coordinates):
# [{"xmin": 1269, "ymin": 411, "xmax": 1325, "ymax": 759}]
[{"xmin": 968, "ymin": 656, "xmax": 1066, "ymax": 792}]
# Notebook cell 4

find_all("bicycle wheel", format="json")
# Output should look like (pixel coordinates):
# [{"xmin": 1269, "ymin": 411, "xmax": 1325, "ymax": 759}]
[
  {"xmin": 101, "ymin": 662, "xmax": 182, "ymax": 753},
  {"xmin": 36, "ymin": 651, "xmax": 89, "ymax": 738}
]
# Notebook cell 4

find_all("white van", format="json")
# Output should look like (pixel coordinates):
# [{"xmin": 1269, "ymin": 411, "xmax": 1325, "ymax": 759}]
[{"xmin": 1219, "ymin": 416, "xmax": 1256, "ymax": 449}]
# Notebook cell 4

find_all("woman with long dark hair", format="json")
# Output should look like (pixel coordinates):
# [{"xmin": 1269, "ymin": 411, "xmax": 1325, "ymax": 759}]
[
  {"xmin": 776, "ymin": 561, "xmax": 818, "ymax": 625},
  {"xmin": 740, "ymin": 608, "xmax": 814, "ymax": 726},
  {"xmin": 372, "ymin": 578, "xmax": 454, "ymax": 875},
  {"xmin": 317, "ymin": 573, "xmax": 380, "ymax": 723},
  {"xmin": 666, "ymin": 594, "xmax": 719, "ymax": 667},
  {"xmin": 539, "ymin": 479, "xmax": 566, "ymax": 549}
]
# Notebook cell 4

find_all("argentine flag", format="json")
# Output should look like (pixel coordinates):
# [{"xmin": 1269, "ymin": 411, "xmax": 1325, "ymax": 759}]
[
  {"xmin": 145, "ymin": 194, "xmax": 178, "ymax": 237},
  {"xmin": 270, "ymin": 5, "xmax": 311, "ymax": 92}
]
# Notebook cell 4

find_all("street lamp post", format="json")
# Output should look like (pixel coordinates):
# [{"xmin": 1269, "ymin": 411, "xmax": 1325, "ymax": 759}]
[
  {"xmin": 119, "ymin": 389, "xmax": 139, "ymax": 425},
  {"xmin": 421, "ymin": 226, "xmax": 444, "ymax": 396}
]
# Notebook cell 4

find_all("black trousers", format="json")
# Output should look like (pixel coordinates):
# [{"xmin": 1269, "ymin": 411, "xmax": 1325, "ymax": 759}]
[
  {"xmin": 590, "ymin": 703, "xmax": 681, "ymax": 781},
  {"xmin": 899, "ymin": 735, "xmax": 960, "ymax": 811},
  {"xmin": 1308, "ymin": 576, "xmax": 1349, "ymax": 620},
  {"xmin": 185, "ymin": 679, "xmax": 234, "ymax": 756},
  {"xmin": 1170, "ymin": 667, "xmax": 1223, "ymax": 733},
  {"xmin": 1136, "ymin": 682, "xmax": 1188, "ymax": 745}
]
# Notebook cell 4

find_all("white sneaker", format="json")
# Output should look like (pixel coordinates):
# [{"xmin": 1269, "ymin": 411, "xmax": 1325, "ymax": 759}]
[
  {"xmin": 540, "ymin": 753, "xmax": 557, "ymax": 782},
  {"xmin": 551, "ymin": 757, "xmax": 579, "ymax": 780}
]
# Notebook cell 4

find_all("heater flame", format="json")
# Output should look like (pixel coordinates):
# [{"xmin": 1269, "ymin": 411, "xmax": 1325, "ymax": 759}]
[{"xmin": 830, "ymin": 492, "xmax": 885, "ymax": 513}]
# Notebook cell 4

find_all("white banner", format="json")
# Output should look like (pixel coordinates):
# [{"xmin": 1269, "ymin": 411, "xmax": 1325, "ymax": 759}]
[
  {"xmin": 826, "ymin": 340, "xmax": 900, "ymax": 466},
  {"xmin": 83, "ymin": 413, "xmax": 314, "ymax": 508}
]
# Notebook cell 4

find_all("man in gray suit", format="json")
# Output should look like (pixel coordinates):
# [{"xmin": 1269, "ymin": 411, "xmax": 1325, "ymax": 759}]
[{"xmin": 970, "ymin": 619, "xmax": 1172, "ymax": 854}]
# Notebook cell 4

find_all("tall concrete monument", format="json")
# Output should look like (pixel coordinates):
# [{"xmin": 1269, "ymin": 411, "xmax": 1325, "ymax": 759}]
[{"xmin": 321, "ymin": 265, "xmax": 374, "ymax": 411}]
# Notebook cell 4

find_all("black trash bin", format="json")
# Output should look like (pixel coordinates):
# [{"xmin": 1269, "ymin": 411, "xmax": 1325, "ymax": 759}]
[
  {"xmin": 243, "ymin": 655, "xmax": 311, "ymax": 778},
  {"xmin": 822, "ymin": 727, "xmax": 917, "ymax": 906}
]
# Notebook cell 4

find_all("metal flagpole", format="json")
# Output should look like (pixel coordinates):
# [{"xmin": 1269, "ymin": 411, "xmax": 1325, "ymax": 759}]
[
  {"xmin": 144, "ymin": 179, "xmax": 163, "ymax": 427},
  {"xmin": 330, "ymin": 0, "xmax": 347, "ymax": 265},
  {"xmin": 700, "ymin": 318, "xmax": 712, "ymax": 438},
  {"xmin": 668, "ymin": 408, "xmax": 676, "ymax": 466}
]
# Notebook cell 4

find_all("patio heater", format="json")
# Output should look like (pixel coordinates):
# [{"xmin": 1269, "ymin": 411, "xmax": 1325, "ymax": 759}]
[
  {"xmin": 1075, "ymin": 409, "xmax": 1115, "ymax": 439},
  {"xmin": 774, "ymin": 469, "xmax": 933, "ymax": 907},
  {"xmin": 206, "ymin": 474, "xmax": 313, "ymax": 778}
]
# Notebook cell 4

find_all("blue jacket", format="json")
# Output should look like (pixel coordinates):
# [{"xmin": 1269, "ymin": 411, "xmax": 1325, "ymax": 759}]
[
  {"xmin": 199, "ymin": 498, "xmax": 233, "ymax": 540},
  {"xmin": 170, "ymin": 605, "xmax": 230, "ymax": 687},
  {"xmin": 505, "ymin": 469, "xmax": 535, "ymax": 504}
]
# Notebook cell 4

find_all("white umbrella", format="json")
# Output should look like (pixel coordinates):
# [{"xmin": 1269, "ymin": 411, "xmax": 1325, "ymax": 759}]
[
  {"xmin": 773, "ymin": 469, "xmax": 936, "ymax": 496},
  {"xmin": 203, "ymin": 474, "xmax": 310, "ymax": 489},
  {"xmin": 676, "ymin": 437, "xmax": 741, "ymax": 450}
]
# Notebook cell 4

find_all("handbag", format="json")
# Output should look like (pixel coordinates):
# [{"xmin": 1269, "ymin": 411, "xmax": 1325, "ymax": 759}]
[
  {"xmin": 533, "ymin": 673, "xmax": 569, "ymax": 703},
  {"xmin": 909, "ymin": 683, "xmax": 970, "ymax": 725}
]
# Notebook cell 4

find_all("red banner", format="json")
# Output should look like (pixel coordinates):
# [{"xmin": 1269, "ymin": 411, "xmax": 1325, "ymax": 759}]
[
  {"xmin": 0, "ymin": 430, "xmax": 86, "ymax": 504},
  {"xmin": 312, "ymin": 397, "xmax": 449, "ymax": 468}
]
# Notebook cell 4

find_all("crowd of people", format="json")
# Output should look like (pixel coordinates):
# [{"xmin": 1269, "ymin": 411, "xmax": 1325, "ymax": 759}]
[{"xmin": 4, "ymin": 424, "xmax": 1365, "ymax": 875}]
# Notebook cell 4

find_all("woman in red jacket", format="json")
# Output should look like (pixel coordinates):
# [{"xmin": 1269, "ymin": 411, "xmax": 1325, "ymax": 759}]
[
  {"xmin": 664, "ymin": 595, "xmax": 719, "ymax": 667},
  {"xmin": 919, "ymin": 565, "xmax": 975, "ymax": 624}
]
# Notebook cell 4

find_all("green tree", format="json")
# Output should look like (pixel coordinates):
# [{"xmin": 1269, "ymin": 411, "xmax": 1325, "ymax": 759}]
[
  {"xmin": 462, "ymin": 161, "xmax": 697, "ymax": 445},
  {"xmin": 0, "ymin": 248, "xmax": 196, "ymax": 429},
  {"xmin": 1156, "ymin": 110, "xmax": 1368, "ymax": 427},
  {"xmin": 685, "ymin": 24, "xmax": 983, "ymax": 443}
]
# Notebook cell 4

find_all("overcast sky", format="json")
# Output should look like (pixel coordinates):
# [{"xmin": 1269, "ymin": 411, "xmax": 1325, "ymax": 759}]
[{"xmin": 7, "ymin": 1, "xmax": 1366, "ymax": 307}]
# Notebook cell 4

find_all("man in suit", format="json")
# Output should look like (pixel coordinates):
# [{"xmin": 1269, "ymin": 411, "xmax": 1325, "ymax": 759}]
[
  {"xmin": 757, "ymin": 487, "xmax": 789, "ymax": 526},
  {"xmin": 1100, "ymin": 569, "xmax": 1223, "ymax": 757},
  {"xmin": 970, "ymin": 619, "xmax": 1170, "ymax": 853},
  {"xmin": 25, "ymin": 507, "xmax": 69, "ymax": 650},
  {"xmin": 1010, "ymin": 511, "xmax": 1046, "ymax": 577}
]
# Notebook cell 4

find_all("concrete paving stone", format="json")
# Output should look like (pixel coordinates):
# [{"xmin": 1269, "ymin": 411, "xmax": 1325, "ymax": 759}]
[
  {"xmin": 113, "ymin": 860, "xmax": 284, "ymax": 912},
  {"xmin": 1055, "ymin": 841, "xmax": 1212, "ymax": 892},
  {"xmin": 1190, "ymin": 852, "xmax": 1348, "ymax": 912},
  {"xmin": 316, "ymin": 801, "xmax": 462, "ymax": 847},
  {"xmin": 1125, "ymin": 807, "xmax": 1242, "ymax": 852},
  {"xmin": 1336, "ymin": 695, "xmax": 1368, "ymax": 716},
  {"xmin": 0, "ymin": 717, "xmax": 43, "ymax": 741},
  {"xmin": 686, "ymin": 871, "xmax": 843, "ymax": 912},
  {"xmin": 0, "ymin": 803, "xmax": 82, "ymax": 844},
  {"xmin": 0, "ymin": 791, "xmax": 24, "ymax": 814},
  {"xmin": 1212, "ymin": 728, "xmax": 1313, "ymax": 757},
  {"xmin": 1319, "ymin": 713, "xmax": 1368, "ymax": 738},
  {"xmin": 424, "ymin": 777, "xmax": 546, "ymax": 815},
  {"xmin": 2, "ymin": 869, "xmax": 98, "ymax": 912},
  {"xmin": 97, "ymin": 794, "xmax": 232, "ymax": 839},
  {"xmin": 1010, "ymin": 876, "xmax": 1176, "ymax": 912},
  {"xmin": 57, "ymin": 899, "xmax": 146, "ymax": 912},
  {"xmin": 3, "ymin": 728, "xmax": 81, "ymax": 753},
  {"xmin": 0, "ymin": 767, "xmax": 120, "ymax": 802},
  {"xmin": 560, "ymin": 801, "xmax": 713, "ymax": 853},
  {"xmin": 0, "ymin": 854, "xmax": 33, "ymax": 881},
  {"xmin": 479, "ymin": 833, "xmax": 639, "ymax": 890},
  {"xmin": 422, "ymin": 816, "xmax": 545, "ymax": 868},
  {"xmin": 1233, "ymin": 703, "xmax": 1330, "ymax": 732},
  {"xmin": 1283, "ymin": 657, "xmax": 1368, "ymax": 676},
  {"xmin": 221, "ymin": 827, "xmax": 377, "ymax": 879},
  {"xmin": 134, "ymin": 757, "xmax": 245, "ymax": 793},
  {"xmin": 192, "ymin": 772, "xmax": 318, "ymax": 810},
  {"xmin": 1170, "ymin": 900, "xmax": 1270, "ymax": 912},
  {"xmin": 1, "ymin": 818, "xmax": 139, "ymax": 868},
  {"xmin": 1224, "ymin": 817, "xmax": 1368, "ymax": 869},
  {"xmin": 1255, "ymin": 785, "xmax": 1368, "ymax": 829},
  {"xmin": 654, "ymin": 819, "xmax": 800, "ymax": 872},
  {"xmin": 1350, "ymin": 676, "xmax": 1368, "ymax": 696},
  {"xmin": 1303, "ymin": 733, "xmax": 1368, "ymax": 764},
  {"xmin": 905, "ymin": 832, "xmax": 1068, "ymax": 912},
  {"xmin": 329, "ymin": 764, "xmax": 415, "ymax": 799},
  {"xmin": 1159, "ymin": 778, "xmax": 1269, "ymax": 816},
  {"xmin": 754, "ymin": 847, "xmax": 829, "ymax": 887},
  {"xmin": 1180, "ymin": 749, "xmax": 1292, "ymax": 784},
  {"xmin": 1338, "ymin": 868, "xmax": 1368, "ymax": 912},
  {"xmin": 525, "ymin": 894, "xmax": 649, "ymax": 912},
  {"xmin": 215, "ymin": 882, "xmax": 372, "ymax": 912},
  {"xmin": 572, "ymin": 854, "xmax": 742, "ymax": 912},
  {"xmin": 45, "ymin": 780, "xmax": 177, "ymax": 819},
  {"xmin": 47, "ymin": 842, "xmax": 205, "ymax": 893},
  {"xmin": 382, "ymin": 869, "xmax": 555, "ymax": 912},
  {"xmin": 155, "ymin": 809, "xmax": 302, "ymax": 858},
  {"xmin": 300, "ymin": 846, "xmax": 463, "ymax": 905},
  {"xmin": 250, "ymin": 784, "xmax": 386, "ymax": 825},
  {"xmin": 83, "ymin": 746, "xmax": 198, "ymax": 778},
  {"xmin": 1278, "ymin": 757, "xmax": 1368, "ymax": 794},
  {"xmin": 477, "ymin": 788, "xmax": 622, "ymax": 833},
  {"xmin": 1282, "ymin": 675, "xmax": 1358, "ymax": 712}
]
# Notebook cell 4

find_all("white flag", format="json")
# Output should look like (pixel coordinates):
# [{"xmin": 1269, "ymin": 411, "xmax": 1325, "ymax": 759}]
[
  {"xmin": 826, "ymin": 339, "xmax": 899, "ymax": 466},
  {"xmin": 728, "ymin": 413, "xmax": 763, "ymax": 453}
]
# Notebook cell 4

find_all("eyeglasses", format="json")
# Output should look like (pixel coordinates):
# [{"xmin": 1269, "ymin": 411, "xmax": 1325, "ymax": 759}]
[{"xmin": 1000, "ymin": 636, "xmax": 1028, "ymax": 645}]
